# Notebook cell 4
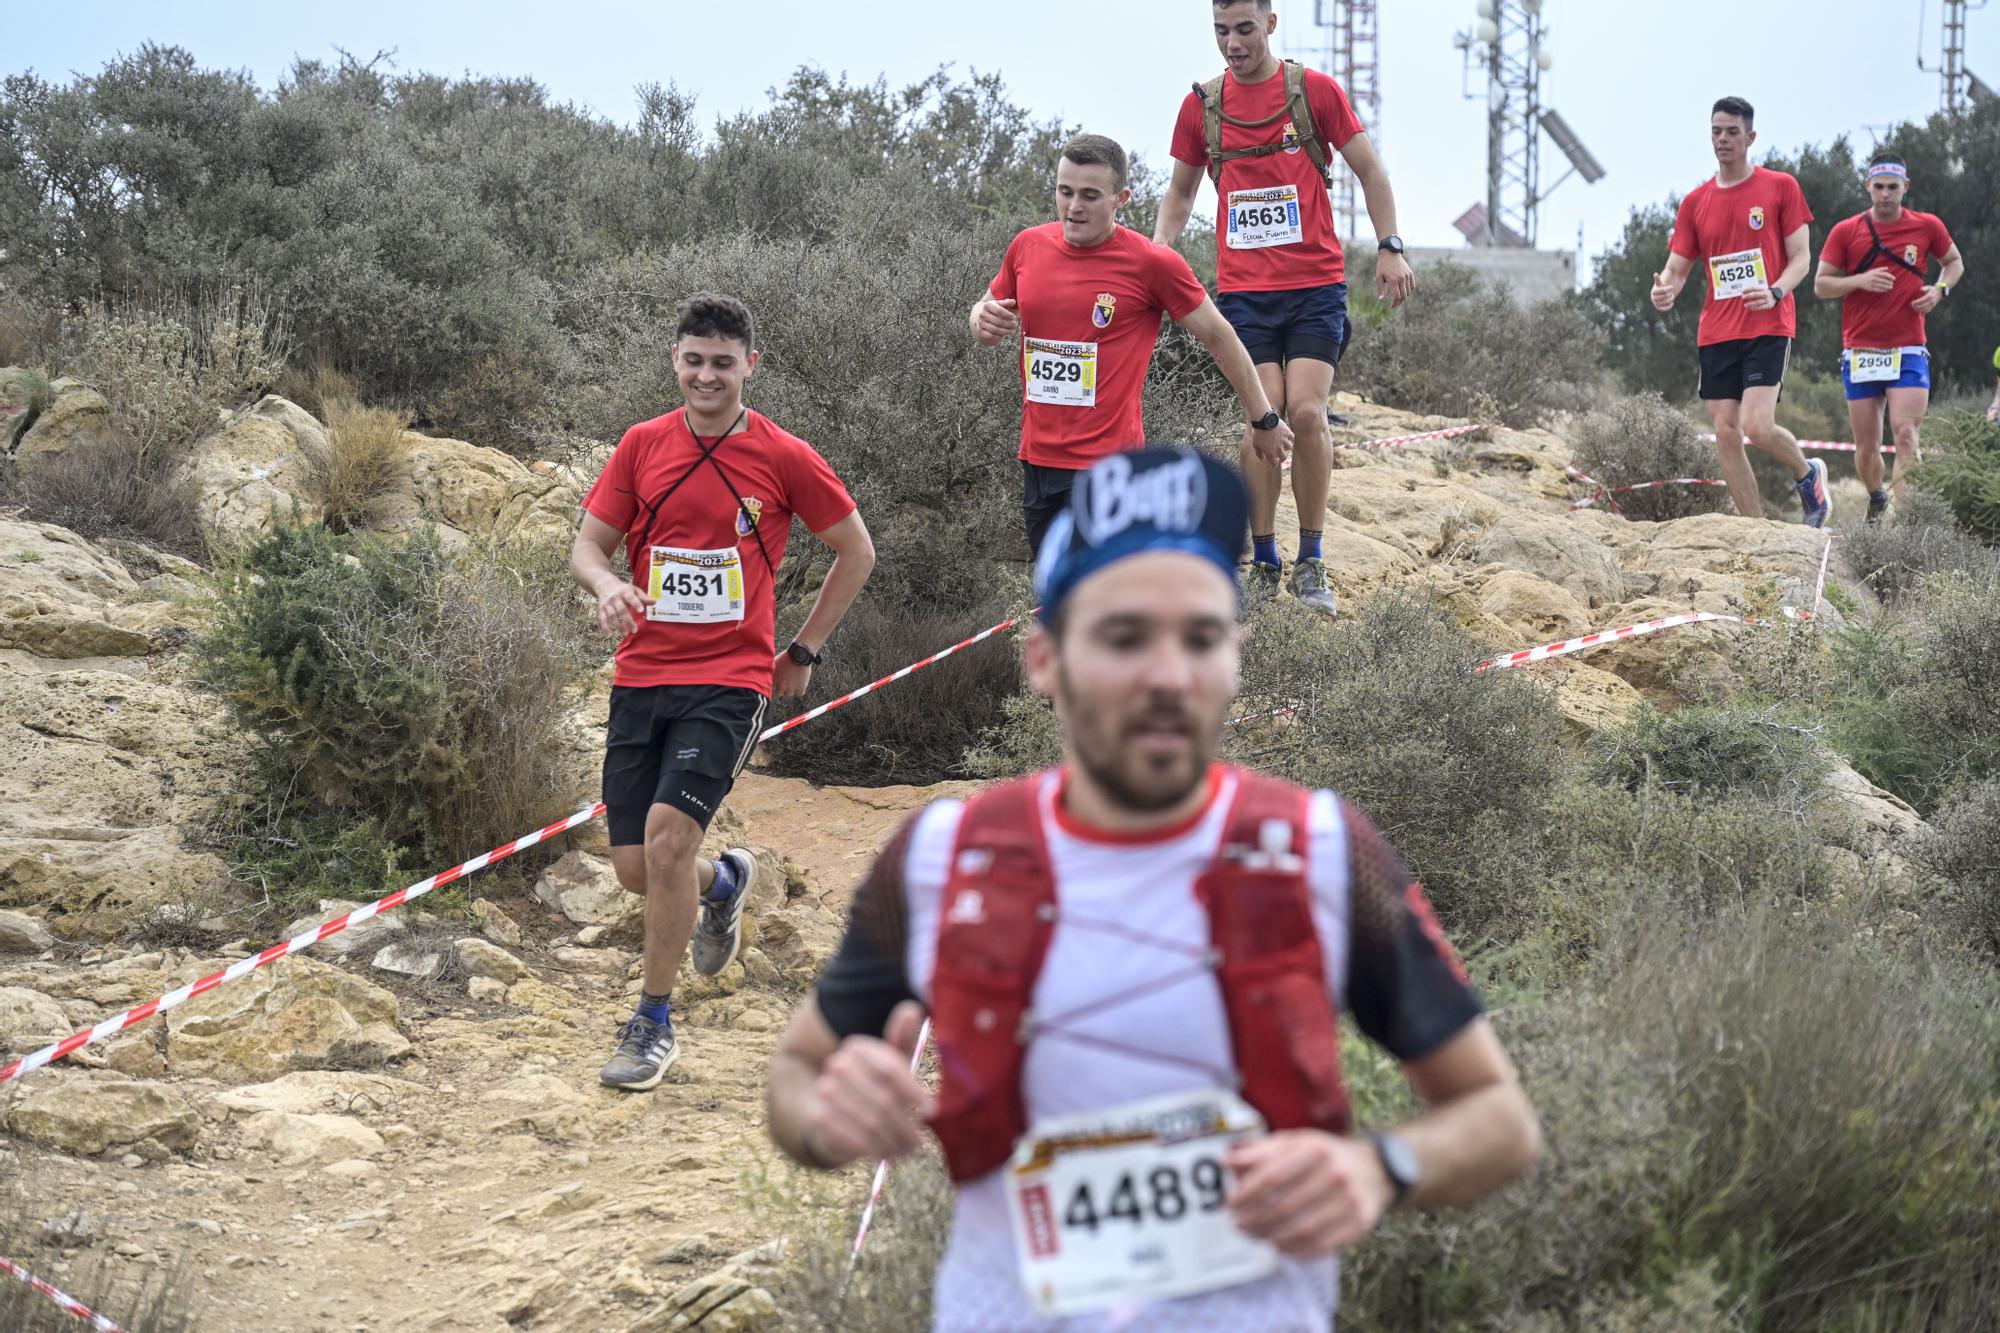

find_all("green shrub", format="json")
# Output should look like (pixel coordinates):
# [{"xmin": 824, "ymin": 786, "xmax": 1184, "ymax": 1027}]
[
  {"xmin": 773, "ymin": 1153, "xmax": 952, "ymax": 1333},
  {"xmin": 1340, "ymin": 259, "xmax": 1607, "ymax": 428},
  {"xmin": 198, "ymin": 523, "xmax": 594, "ymax": 862},
  {"xmin": 1342, "ymin": 904, "xmax": 2000, "ymax": 1332},
  {"xmin": 1, "ymin": 437, "xmax": 205, "ymax": 557},
  {"xmin": 1592, "ymin": 702, "xmax": 1825, "ymax": 806},
  {"xmin": 312, "ymin": 396, "xmax": 412, "ymax": 534},
  {"xmin": 1839, "ymin": 488, "xmax": 1998, "ymax": 604},
  {"xmin": 1569, "ymin": 393, "xmax": 1730, "ymax": 521},
  {"xmin": 1223, "ymin": 593, "xmax": 1570, "ymax": 938},
  {"xmin": 762, "ymin": 602, "xmax": 1026, "ymax": 786},
  {"xmin": 1917, "ymin": 777, "xmax": 2000, "ymax": 959},
  {"xmin": 1912, "ymin": 411, "xmax": 2000, "ymax": 543}
]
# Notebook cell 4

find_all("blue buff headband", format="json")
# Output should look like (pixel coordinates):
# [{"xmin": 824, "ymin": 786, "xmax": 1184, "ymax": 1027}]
[
  {"xmin": 1866, "ymin": 161, "xmax": 1909, "ymax": 182},
  {"xmin": 1034, "ymin": 448, "xmax": 1249, "ymax": 623}
]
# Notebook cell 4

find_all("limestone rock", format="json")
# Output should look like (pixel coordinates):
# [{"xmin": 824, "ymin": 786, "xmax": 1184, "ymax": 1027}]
[
  {"xmin": 454, "ymin": 938, "xmax": 528, "ymax": 984},
  {"xmin": 376, "ymin": 435, "xmax": 578, "ymax": 546},
  {"xmin": 0, "ymin": 519, "xmax": 140, "ymax": 602},
  {"xmin": 471, "ymin": 899, "xmax": 523, "ymax": 947},
  {"xmin": 467, "ymin": 976, "xmax": 509, "ymax": 1003},
  {"xmin": 1477, "ymin": 569, "xmax": 1591, "ymax": 641},
  {"xmin": 180, "ymin": 395, "xmax": 329, "ymax": 540},
  {"xmin": 238, "ymin": 1110, "xmax": 385, "ymax": 1166},
  {"xmin": 14, "ymin": 380, "xmax": 115, "ymax": 468},
  {"xmin": 0, "ymin": 909, "xmax": 54, "ymax": 953},
  {"xmin": 534, "ymin": 851, "xmax": 639, "ymax": 928},
  {"xmin": 371, "ymin": 942, "xmax": 445, "ymax": 980},
  {"xmin": 0, "ymin": 985, "xmax": 68, "ymax": 1055},
  {"xmin": 282, "ymin": 900, "xmax": 408, "ymax": 959},
  {"xmin": 3, "ymin": 1078, "xmax": 200, "ymax": 1155},
  {"xmin": 209, "ymin": 1070, "xmax": 426, "ymax": 1119},
  {"xmin": 1823, "ymin": 760, "xmax": 1927, "ymax": 847},
  {"xmin": 1549, "ymin": 663, "xmax": 1644, "ymax": 738},
  {"xmin": 165, "ymin": 955, "xmax": 410, "ymax": 1081},
  {"xmin": 631, "ymin": 1273, "xmax": 781, "ymax": 1332},
  {"xmin": 481, "ymin": 1074, "xmax": 591, "ymax": 1142},
  {"xmin": 1472, "ymin": 513, "xmax": 1625, "ymax": 607}
]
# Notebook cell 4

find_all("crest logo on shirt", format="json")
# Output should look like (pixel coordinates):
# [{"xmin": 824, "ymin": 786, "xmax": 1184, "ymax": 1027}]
[
  {"xmin": 1904, "ymin": 244, "xmax": 1919, "ymax": 266},
  {"xmin": 946, "ymin": 888, "xmax": 987, "ymax": 926},
  {"xmin": 1281, "ymin": 119, "xmax": 1303, "ymax": 155},
  {"xmin": 734, "ymin": 497, "xmax": 763, "ymax": 537},
  {"xmin": 1748, "ymin": 205, "xmax": 1766, "ymax": 231},
  {"xmin": 1092, "ymin": 292, "xmax": 1117, "ymax": 329}
]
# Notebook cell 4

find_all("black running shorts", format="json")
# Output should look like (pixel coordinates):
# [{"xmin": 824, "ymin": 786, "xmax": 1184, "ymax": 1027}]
[
  {"xmin": 1698, "ymin": 335, "xmax": 1791, "ymax": 401},
  {"xmin": 603, "ymin": 683, "xmax": 768, "ymax": 843}
]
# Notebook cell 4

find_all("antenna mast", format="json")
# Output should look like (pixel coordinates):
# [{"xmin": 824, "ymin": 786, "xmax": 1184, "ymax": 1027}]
[{"xmin": 1292, "ymin": 0, "xmax": 1381, "ymax": 241}]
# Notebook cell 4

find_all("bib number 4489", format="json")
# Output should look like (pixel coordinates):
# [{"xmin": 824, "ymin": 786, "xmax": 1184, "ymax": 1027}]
[{"xmin": 1059, "ymin": 1156, "xmax": 1228, "ymax": 1233}]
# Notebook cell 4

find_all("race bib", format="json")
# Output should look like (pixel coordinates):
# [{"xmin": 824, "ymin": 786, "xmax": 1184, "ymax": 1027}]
[
  {"xmin": 1226, "ymin": 185, "xmax": 1304, "ymax": 250},
  {"xmin": 1849, "ymin": 348, "xmax": 1902, "ymax": 383},
  {"xmin": 1708, "ymin": 248, "xmax": 1769, "ymax": 300},
  {"xmin": 1024, "ymin": 337, "xmax": 1098, "ymax": 408},
  {"xmin": 1007, "ymin": 1089, "xmax": 1278, "ymax": 1317},
  {"xmin": 645, "ymin": 546, "xmax": 744, "ymax": 624}
]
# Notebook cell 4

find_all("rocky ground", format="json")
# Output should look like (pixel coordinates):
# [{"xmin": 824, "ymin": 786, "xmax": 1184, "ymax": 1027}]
[{"xmin": 0, "ymin": 386, "xmax": 1925, "ymax": 1330}]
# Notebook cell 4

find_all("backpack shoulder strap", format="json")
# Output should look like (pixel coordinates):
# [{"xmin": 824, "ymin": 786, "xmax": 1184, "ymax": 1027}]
[
  {"xmin": 1283, "ymin": 60, "xmax": 1333, "ymax": 185},
  {"xmin": 1862, "ymin": 212, "xmax": 1926, "ymax": 277},
  {"xmin": 1197, "ymin": 75, "xmax": 1228, "ymax": 185}
]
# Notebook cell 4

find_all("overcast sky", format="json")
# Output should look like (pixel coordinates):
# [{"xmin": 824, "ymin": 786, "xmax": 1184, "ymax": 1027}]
[{"xmin": 13, "ymin": 1, "xmax": 1996, "ymax": 281}]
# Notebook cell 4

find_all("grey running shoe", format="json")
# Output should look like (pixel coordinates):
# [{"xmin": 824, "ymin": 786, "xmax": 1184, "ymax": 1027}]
[
  {"xmin": 599, "ymin": 1015, "xmax": 679, "ymax": 1090},
  {"xmin": 1287, "ymin": 557, "xmax": 1339, "ymax": 618},
  {"xmin": 1866, "ymin": 489, "xmax": 1890, "ymax": 524},
  {"xmin": 691, "ymin": 848, "xmax": 755, "ymax": 977},
  {"xmin": 1245, "ymin": 560, "xmax": 1282, "ymax": 609}
]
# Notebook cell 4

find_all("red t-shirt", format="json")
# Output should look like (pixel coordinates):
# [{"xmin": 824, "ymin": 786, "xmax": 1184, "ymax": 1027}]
[
  {"xmin": 1169, "ymin": 65, "xmax": 1364, "ymax": 294},
  {"xmin": 582, "ymin": 408, "xmax": 855, "ymax": 695},
  {"xmin": 990, "ymin": 223, "xmax": 1209, "ymax": 471},
  {"xmin": 1668, "ymin": 167, "xmax": 1813, "ymax": 346},
  {"xmin": 1820, "ymin": 208, "xmax": 1954, "ymax": 350}
]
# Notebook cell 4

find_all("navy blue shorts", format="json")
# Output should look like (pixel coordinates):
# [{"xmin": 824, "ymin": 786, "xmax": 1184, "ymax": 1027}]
[{"xmin": 1216, "ymin": 283, "xmax": 1349, "ymax": 368}]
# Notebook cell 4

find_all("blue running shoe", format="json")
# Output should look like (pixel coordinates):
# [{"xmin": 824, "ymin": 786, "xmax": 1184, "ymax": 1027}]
[{"xmin": 1797, "ymin": 458, "xmax": 1831, "ymax": 529}]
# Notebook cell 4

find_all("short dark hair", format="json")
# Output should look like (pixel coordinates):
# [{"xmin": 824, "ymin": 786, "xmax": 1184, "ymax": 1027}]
[
  {"xmin": 1711, "ymin": 96, "xmax": 1755, "ymax": 130},
  {"xmin": 1214, "ymin": 1, "xmax": 1274, "ymax": 11},
  {"xmin": 1060, "ymin": 133, "xmax": 1130, "ymax": 191},
  {"xmin": 1869, "ymin": 154, "xmax": 1907, "ymax": 172},
  {"xmin": 675, "ymin": 293, "xmax": 755, "ymax": 351}
]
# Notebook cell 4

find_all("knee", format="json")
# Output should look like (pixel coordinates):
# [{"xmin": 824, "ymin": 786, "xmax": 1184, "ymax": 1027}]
[
  {"xmin": 1892, "ymin": 420, "xmax": 1921, "ymax": 447},
  {"xmin": 1286, "ymin": 402, "xmax": 1325, "ymax": 438},
  {"xmin": 643, "ymin": 812, "xmax": 703, "ymax": 871}
]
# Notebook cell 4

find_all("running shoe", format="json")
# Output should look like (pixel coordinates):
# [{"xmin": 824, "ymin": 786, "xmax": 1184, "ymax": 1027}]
[
  {"xmin": 1245, "ymin": 560, "xmax": 1282, "ymax": 609},
  {"xmin": 1797, "ymin": 458, "xmax": 1832, "ymax": 529},
  {"xmin": 599, "ymin": 1014, "xmax": 679, "ymax": 1090},
  {"xmin": 691, "ymin": 848, "xmax": 756, "ymax": 977},
  {"xmin": 1866, "ymin": 489, "xmax": 1890, "ymax": 524},
  {"xmin": 1287, "ymin": 557, "xmax": 1339, "ymax": 618}
]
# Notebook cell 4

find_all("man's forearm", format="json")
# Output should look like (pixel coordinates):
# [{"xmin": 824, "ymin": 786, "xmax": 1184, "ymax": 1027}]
[
  {"xmin": 790, "ymin": 544, "xmax": 874, "ymax": 651},
  {"xmin": 1777, "ymin": 251, "xmax": 1811, "ymax": 295},
  {"xmin": 1393, "ymin": 1081, "xmax": 1540, "ymax": 1210},
  {"xmin": 1153, "ymin": 190, "xmax": 1197, "ymax": 247},
  {"xmin": 1357, "ymin": 165, "xmax": 1401, "ymax": 243},
  {"xmin": 1940, "ymin": 257, "xmax": 1965, "ymax": 289},
  {"xmin": 570, "ymin": 541, "xmax": 622, "ymax": 598},
  {"xmin": 767, "ymin": 1051, "xmax": 831, "ymax": 1168}
]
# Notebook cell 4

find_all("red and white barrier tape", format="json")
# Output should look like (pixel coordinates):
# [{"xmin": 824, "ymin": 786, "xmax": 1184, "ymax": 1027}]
[
  {"xmin": 0, "ymin": 1256, "xmax": 126, "ymax": 1332},
  {"xmin": 1811, "ymin": 530, "xmax": 1835, "ymax": 614},
  {"xmin": 1698, "ymin": 433, "xmax": 1882, "ymax": 454},
  {"xmin": 1569, "ymin": 478, "xmax": 1728, "ymax": 511},
  {"xmin": 1284, "ymin": 423, "xmax": 1489, "ymax": 469},
  {"xmin": 0, "ymin": 613, "xmax": 1029, "ymax": 1091},
  {"xmin": 1563, "ymin": 464, "xmax": 1622, "ymax": 515},
  {"xmin": 759, "ymin": 616, "xmax": 1025, "ymax": 741}
]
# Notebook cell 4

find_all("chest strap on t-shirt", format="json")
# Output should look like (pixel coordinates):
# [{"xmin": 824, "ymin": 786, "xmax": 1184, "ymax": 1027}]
[
  {"xmin": 1196, "ymin": 59, "xmax": 1332, "ymax": 188},
  {"xmin": 617, "ymin": 408, "xmax": 776, "ymax": 582},
  {"xmin": 1852, "ymin": 213, "xmax": 1927, "ymax": 279}
]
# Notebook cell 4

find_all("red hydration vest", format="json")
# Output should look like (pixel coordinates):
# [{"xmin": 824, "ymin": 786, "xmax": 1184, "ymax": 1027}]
[{"xmin": 926, "ymin": 766, "xmax": 1352, "ymax": 1184}]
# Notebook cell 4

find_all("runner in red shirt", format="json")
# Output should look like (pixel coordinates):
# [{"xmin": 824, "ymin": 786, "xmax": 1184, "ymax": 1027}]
[
  {"xmin": 1153, "ymin": 0, "xmax": 1418, "ymax": 618},
  {"xmin": 1812, "ymin": 156, "xmax": 1965, "ymax": 518},
  {"xmin": 970, "ymin": 133, "xmax": 1294, "ymax": 556},
  {"xmin": 1652, "ymin": 96, "xmax": 1829, "ymax": 527},
  {"xmin": 572, "ymin": 293, "xmax": 876, "ymax": 1091}
]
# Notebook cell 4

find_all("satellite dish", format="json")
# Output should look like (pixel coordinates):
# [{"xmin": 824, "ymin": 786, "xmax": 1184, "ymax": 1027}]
[
  {"xmin": 1524, "ymin": 0, "xmax": 1544, "ymax": 13},
  {"xmin": 1477, "ymin": 18, "xmax": 1500, "ymax": 42},
  {"xmin": 1475, "ymin": 0, "xmax": 1496, "ymax": 18},
  {"xmin": 1536, "ymin": 48, "xmax": 1555, "ymax": 70}
]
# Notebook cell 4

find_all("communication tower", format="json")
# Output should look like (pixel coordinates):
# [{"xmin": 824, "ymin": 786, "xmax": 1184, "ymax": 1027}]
[
  {"xmin": 1452, "ymin": 1, "xmax": 1601, "ymax": 248},
  {"xmin": 1288, "ymin": 0, "xmax": 1381, "ymax": 241},
  {"xmin": 1922, "ymin": 0, "xmax": 1992, "ymax": 115}
]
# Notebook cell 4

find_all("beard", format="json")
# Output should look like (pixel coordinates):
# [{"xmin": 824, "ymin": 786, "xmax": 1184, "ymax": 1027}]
[{"xmin": 1057, "ymin": 663, "xmax": 1222, "ymax": 814}]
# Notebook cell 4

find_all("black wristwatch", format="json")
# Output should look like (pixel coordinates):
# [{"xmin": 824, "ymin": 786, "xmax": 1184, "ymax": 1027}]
[
  {"xmin": 786, "ymin": 640, "xmax": 823, "ymax": 667},
  {"xmin": 1377, "ymin": 234, "xmax": 1405, "ymax": 255},
  {"xmin": 1371, "ymin": 1130, "xmax": 1421, "ymax": 1209},
  {"xmin": 1252, "ymin": 410, "xmax": 1282, "ymax": 432}
]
